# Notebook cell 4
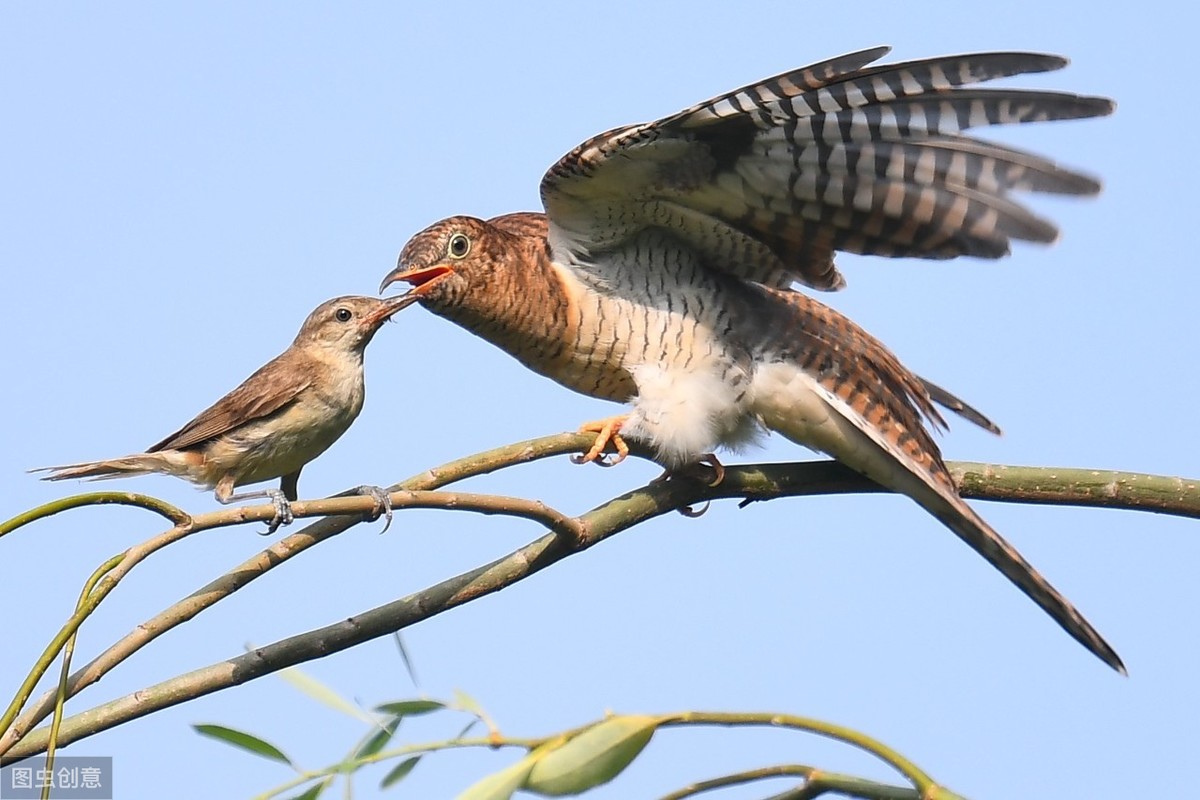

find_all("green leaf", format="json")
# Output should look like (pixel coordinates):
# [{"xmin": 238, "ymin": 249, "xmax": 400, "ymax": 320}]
[
  {"xmin": 380, "ymin": 756, "xmax": 421, "ymax": 789},
  {"xmin": 393, "ymin": 632, "xmax": 419, "ymax": 686},
  {"xmin": 193, "ymin": 723, "xmax": 293, "ymax": 766},
  {"xmin": 452, "ymin": 688, "xmax": 485, "ymax": 718},
  {"xmin": 456, "ymin": 756, "xmax": 536, "ymax": 800},
  {"xmin": 352, "ymin": 717, "xmax": 401, "ymax": 762},
  {"xmin": 374, "ymin": 699, "xmax": 446, "ymax": 717},
  {"xmin": 524, "ymin": 715, "xmax": 658, "ymax": 796},
  {"xmin": 285, "ymin": 780, "xmax": 329, "ymax": 800},
  {"xmin": 279, "ymin": 666, "xmax": 373, "ymax": 723}
]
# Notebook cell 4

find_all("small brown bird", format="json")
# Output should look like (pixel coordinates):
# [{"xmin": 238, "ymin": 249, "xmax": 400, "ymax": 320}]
[
  {"xmin": 34, "ymin": 294, "xmax": 415, "ymax": 531},
  {"xmin": 380, "ymin": 48, "xmax": 1125, "ymax": 671}
]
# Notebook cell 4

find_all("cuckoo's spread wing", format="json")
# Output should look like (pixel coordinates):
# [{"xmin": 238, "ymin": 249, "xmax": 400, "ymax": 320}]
[
  {"xmin": 541, "ymin": 47, "xmax": 1112, "ymax": 291},
  {"xmin": 148, "ymin": 356, "xmax": 313, "ymax": 453}
]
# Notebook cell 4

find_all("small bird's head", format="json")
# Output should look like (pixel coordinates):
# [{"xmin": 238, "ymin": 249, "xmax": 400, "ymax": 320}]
[
  {"xmin": 379, "ymin": 215, "xmax": 542, "ymax": 312},
  {"xmin": 294, "ymin": 294, "xmax": 418, "ymax": 353}
]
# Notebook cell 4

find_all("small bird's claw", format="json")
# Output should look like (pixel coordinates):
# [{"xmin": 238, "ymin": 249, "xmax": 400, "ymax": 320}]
[
  {"xmin": 262, "ymin": 490, "xmax": 294, "ymax": 535},
  {"xmin": 677, "ymin": 501, "xmax": 710, "ymax": 518},
  {"xmin": 356, "ymin": 485, "xmax": 394, "ymax": 533}
]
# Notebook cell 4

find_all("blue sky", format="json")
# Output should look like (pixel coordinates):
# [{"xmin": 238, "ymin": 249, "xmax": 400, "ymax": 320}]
[{"xmin": 1, "ymin": 2, "xmax": 1196, "ymax": 798}]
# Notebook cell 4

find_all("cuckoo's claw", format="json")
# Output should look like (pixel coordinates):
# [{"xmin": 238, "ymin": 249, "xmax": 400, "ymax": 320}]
[
  {"xmin": 570, "ymin": 415, "xmax": 630, "ymax": 467},
  {"xmin": 678, "ymin": 500, "xmax": 711, "ymax": 518},
  {"xmin": 648, "ymin": 456, "xmax": 723, "ymax": 517},
  {"xmin": 263, "ymin": 489, "xmax": 294, "ymax": 535},
  {"xmin": 355, "ymin": 485, "xmax": 394, "ymax": 533},
  {"xmin": 696, "ymin": 454, "xmax": 725, "ymax": 487},
  {"xmin": 650, "ymin": 454, "xmax": 726, "ymax": 487}
]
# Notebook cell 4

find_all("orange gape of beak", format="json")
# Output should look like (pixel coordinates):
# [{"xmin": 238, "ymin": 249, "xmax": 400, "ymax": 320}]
[{"xmin": 379, "ymin": 264, "xmax": 453, "ymax": 296}]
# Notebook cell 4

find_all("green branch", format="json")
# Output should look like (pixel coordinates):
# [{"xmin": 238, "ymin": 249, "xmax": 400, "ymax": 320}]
[
  {"xmin": 3, "ymin": 431, "xmax": 1197, "ymax": 760},
  {"xmin": 1, "ymin": 433, "xmax": 597, "ymax": 756},
  {"xmin": 0, "ymin": 491, "xmax": 189, "ymax": 539}
]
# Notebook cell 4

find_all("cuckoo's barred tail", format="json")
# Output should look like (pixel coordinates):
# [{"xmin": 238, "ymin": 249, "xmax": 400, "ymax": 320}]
[
  {"xmin": 756, "ymin": 286, "xmax": 1122, "ymax": 671},
  {"xmin": 927, "ymin": 489, "xmax": 1126, "ymax": 674},
  {"xmin": 917, "ymin": 377, "xmax": 1002, "ymax": 435}
]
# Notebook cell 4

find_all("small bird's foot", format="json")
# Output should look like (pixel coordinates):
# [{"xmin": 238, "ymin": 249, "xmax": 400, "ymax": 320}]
[
  {"xmin": 355, "ymin": 485, "xmax": 394, "ymax": 533},
  {"xmin": 216, "ymin": 482, "xmax": 296, "ymax": 535},
  {"xmin": 264, "ymin": 489, "xmax": 294, "ymax": 535},
  {"xmin": 570, "ymin": 415, "xmax": 630, "ymax": 467}
]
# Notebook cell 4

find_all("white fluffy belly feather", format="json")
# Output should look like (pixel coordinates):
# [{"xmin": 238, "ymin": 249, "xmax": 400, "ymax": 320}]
[{"xmin": 623, "ymin": 362, "xmax": 761, "ymax": 466}]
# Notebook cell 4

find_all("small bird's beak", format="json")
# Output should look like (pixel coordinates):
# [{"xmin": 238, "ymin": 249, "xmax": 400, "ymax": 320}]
[
  {"xmin": 378, "ymin": 264, "xmax": 454, "ymax": 297},
  {"xmin": 366, "ymin": 293, "xmax": 420, "ymax": 327}
]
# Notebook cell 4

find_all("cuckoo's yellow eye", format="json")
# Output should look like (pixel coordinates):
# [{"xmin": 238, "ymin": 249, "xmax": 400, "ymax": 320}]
[{"xmin": 447, "ymin": 232, "xmax": 471, "ymax": 259}]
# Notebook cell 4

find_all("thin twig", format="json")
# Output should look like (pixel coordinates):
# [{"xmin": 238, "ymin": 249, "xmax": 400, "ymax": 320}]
[
  {"xmin": 1, "ymin": 433, "xmax": 602, "ymax": 755},
  {"xmin": 0, "ymin": 492, "xmax": 189, "ymax": 539},
  {"xmin": 656, "ymin": 712, "xmax": 936, "ymax": 795}
]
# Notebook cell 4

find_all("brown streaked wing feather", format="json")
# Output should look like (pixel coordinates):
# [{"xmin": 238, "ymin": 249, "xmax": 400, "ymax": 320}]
[
  {"xmin": 768, "ymin": 288, "xmax": 946, "ymax": 420},
  {"xmin": 541, "ymin": 48, "xmax": 1110, "ymax": 292},
  {"xmin": 660, "ymin": 50, "xmax": 1071, "ymax": 129},
  {"xmin": 541, "ymin": 46, "xmax": 894, "ymax": 189},
  {"xmin": 763, "ymin": 286, "xmax": 952, "ymax": 480},
  {"xmin": 148, "ymin": 354, "xmax": 313, "ymax": 452},
  {"xmin": 659, "ymin": 46, "xmax": 894, "ymax": 127}
]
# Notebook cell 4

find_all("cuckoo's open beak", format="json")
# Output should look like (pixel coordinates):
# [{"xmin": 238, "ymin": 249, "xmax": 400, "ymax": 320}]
[{"xmin": 378, "ymin": 264, "xmax": 454, "ymax": 297}]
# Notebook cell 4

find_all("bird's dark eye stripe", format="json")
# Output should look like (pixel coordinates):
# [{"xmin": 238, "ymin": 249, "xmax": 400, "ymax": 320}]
[{"xmin": 335, "ymin": 308, "xmax": 353, "ymax": 322}]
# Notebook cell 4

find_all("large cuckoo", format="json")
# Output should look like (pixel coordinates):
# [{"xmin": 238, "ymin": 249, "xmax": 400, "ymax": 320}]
[{"xmin": 380, "ymin": 47, "xmax": 1122, "ymax": 671}]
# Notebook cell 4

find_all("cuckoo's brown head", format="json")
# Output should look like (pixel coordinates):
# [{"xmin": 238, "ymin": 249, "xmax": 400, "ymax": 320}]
[{"xmin": 379, "ymin": 213, "xmax": 550, "ymax": 314}]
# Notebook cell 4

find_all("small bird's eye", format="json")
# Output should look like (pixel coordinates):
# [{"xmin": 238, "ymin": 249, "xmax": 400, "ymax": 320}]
[
  {"xmin": 447, "ymin": 232, "xmax": 471, "ymax": 259},
  {"xmin": 335, "ymin": 308, "xmax": 353, "ymax": 322}
]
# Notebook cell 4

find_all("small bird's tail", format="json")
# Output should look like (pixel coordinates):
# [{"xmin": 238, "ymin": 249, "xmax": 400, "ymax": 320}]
[{"xmin": 30, "ymin": 454, "xmax": 174, "ymax": 483}]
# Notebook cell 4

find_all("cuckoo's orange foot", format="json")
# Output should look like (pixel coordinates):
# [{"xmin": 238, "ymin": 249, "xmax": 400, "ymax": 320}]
[{"xmin": 570, "ymin": 415, "xmax": 630, "ymax": 467}]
